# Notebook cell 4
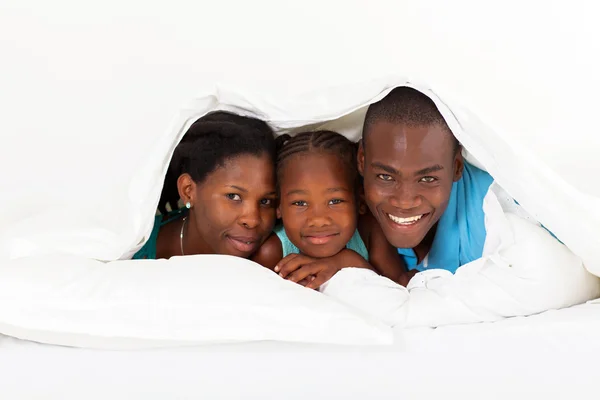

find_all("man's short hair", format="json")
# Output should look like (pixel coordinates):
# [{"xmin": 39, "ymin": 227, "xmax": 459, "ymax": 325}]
[{"xmin": 362, "ymin": 86, "xmax": 460, "ymax": 153}]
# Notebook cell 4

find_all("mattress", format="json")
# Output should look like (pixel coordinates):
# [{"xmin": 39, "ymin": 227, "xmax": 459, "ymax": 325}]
[{"xmin": 1, "ymin": 301, "xmax": 598, "ymax": 400}]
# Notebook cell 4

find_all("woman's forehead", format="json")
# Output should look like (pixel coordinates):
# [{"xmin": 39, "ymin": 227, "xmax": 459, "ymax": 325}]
[{"xmin": 200, "ymin": 154, "xmax": 275, "ymax": 186}]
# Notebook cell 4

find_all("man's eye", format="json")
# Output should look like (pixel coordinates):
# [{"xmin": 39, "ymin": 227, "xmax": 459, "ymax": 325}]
[
  {"xmin": 329, "ymin": 199, "xmax": 344, "ymax": 205},
  {"xmin": 292, "ymin": 201, "xmax": 307, "ymax": 206},
  {"xmin": 420, "ymin": 176, "xmax": 437, "ymax": 183},
  {"xmin": 226, "ymin": 193, "xmax": 241, "ymax": 201},
  {"xmin": 260, "ymin": 198, "xmax": 272, "ymax": 206},
  {"xmin": 377, "ymin": 174, "xmax": 393, "ymax": 181}
]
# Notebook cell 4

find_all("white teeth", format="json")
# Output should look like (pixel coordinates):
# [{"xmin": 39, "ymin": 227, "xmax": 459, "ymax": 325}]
[{"xmin": 387, "ymin": 213, "xmax": 424, "ymax": 225}]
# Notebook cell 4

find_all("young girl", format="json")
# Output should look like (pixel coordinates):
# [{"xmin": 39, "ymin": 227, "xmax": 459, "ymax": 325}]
[
  {"xmin": 133, "ymin": 111, "xmax": 278, "ymax": 260},
  {"xmin": 252, "ymin": 130, "xmax": 411, "ymax": 287}
]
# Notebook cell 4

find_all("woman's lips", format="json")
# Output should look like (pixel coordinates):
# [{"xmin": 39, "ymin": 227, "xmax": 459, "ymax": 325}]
[{"xmin": 226, "ymin": 235, "xmax": 259, "ymax": 253}]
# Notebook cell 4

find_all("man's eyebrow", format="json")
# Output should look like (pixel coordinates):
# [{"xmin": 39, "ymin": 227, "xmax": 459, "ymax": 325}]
[
  {"xmin": 414, "ymin": 165, "xmax": 444, "ymax": 176},
  {"xmin": 371, "ymin": 162, "xmax": 399, "ymax": 175}
]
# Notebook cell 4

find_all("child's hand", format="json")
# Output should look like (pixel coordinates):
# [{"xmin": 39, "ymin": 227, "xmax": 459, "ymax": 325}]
[
  {"xmin": 274, "ymin": 253, "xmax": 321, "ymax": 289},
  {"xmin": 275, "ymin": 249, "xmax": 372, "ymax": 290}
]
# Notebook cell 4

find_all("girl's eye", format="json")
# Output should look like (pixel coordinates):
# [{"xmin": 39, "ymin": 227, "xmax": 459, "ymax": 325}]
[
  {"xmin": 292, "ymin": 200, "xmax": 307, "ymax": 207},
  {"xmin": 329, "ymin": 199, "xmax": 344, "ymax": 205},
  {"xmin": 260, "ymin": 198, "xmax": 273, "ymax": 206},
  {"xmin": 377, "ymin": 174, "xmax": 393, "ymax": 181},
  {"xmin": 226, "ymin": 193, "xmax": 241, "ymax": 201},
  {"xmin": 419, "ymin": 176, "xmax": 437, "ymax": 183}
]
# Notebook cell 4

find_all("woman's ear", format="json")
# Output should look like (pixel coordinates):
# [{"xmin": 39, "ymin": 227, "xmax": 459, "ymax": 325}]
[
  {"xmin": 453, "ymin": 147, "xmax": 465, "ymax": 182},
  {"xmin": 276, "ymin": 205, "xmax": 282, "ymax": 220},
  {"xmin": 357, "ymin": 140, "xmax": 366, "ymax": 176},
  {"xmin": 177, "ymin": 173, "xmax": 196, "ymax": 206}
]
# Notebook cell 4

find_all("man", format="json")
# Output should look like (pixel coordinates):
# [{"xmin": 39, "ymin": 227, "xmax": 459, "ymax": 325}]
[{"xmin": 358, "ymin": 86, "xmax": 493, "ymax": 273}]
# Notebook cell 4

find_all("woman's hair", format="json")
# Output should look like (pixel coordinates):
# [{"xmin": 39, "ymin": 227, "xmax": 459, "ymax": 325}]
[
  {"xmin": 158, "ymin": 111, "xmax": 276, "ymax": 214},
  {"xmin": 275, "ymin": 130, "xmax": 358, "ymax": 190}
]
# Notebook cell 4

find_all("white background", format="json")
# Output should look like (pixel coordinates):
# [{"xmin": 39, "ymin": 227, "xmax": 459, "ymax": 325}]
[{"xmin": 1, "ymin": 0, "xmax": 599, "ymax": 256}]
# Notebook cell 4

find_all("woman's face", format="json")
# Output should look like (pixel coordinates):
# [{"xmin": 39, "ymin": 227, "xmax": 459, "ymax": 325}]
[{"xmin": 184, "ymin": 153, "xmax": 277, "ymax": 258}]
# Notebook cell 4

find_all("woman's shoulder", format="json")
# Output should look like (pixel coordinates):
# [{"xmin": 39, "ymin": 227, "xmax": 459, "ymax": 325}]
[{"xmin": 132, "ymin": 214, "xmax": 164, "ymax": 260}]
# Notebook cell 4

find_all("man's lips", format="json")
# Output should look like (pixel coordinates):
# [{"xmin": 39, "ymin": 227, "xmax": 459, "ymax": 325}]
[{"xmin": 384, "ymin": 212, "xmax": 431, "ymax": 230}]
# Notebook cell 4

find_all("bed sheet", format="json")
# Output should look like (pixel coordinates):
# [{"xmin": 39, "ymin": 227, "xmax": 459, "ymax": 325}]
[{"xmin": 0, "ymin": 302, "xmax": 598, "ymax": 400}]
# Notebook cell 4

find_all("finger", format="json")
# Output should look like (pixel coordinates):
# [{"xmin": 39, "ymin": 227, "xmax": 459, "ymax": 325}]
[
  {"xmin": 296, "ymin": 276, "xmax": 314, "ymax": 287},
  {"xmin": 279, "ymin": 255, "xmax": 317, "ymax": 278},
  {"xmin": 303, "ymin": 276, "xmax": 319, "ymax": 290},
  {"xmin": 273, "ymin": 253, "xmax": 300, "ymax": 273},
  {"xmin": 286, "ymin": 263, "xmax": 321, "ymax": 283},
  {"xmin": 306, "ymin": 270, "xmax": 335, "ymax": 290}
]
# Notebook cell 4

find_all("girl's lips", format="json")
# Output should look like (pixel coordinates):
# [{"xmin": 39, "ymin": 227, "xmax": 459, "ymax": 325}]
[{"xmin": 303, "ymin": 233, "xmax": 339, "ymax": 245}]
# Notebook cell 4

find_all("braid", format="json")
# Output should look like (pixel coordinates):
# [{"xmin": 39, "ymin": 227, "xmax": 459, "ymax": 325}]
[
  {"xmin": 158, "ymin": 111, "xmax": 276, "ymax": 213},
  {"xmin": 276, "ymin": 132, "xmax": 313, "ymax": 166},
  {"xmin": 276, "ymin": 130, "xmax": 358, "ymax": 189}
]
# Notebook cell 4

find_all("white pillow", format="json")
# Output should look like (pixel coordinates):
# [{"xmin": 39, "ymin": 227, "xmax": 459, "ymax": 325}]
[{"xmin": 0, "ymin": 255, "xmax": 393, "ymax": 349}]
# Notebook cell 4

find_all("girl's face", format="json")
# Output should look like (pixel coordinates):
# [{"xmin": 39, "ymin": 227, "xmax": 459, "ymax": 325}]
[
  {"xmin": 182, "ymin": 153, "xmax": 277, "ymax": 258},
  {"xmin": 278, "ymin": 152, "xmax": 357, "ymax": 258}
]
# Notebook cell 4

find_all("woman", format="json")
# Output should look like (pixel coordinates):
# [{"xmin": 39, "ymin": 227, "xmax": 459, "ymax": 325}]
[{"xmin": 133, "ymin": 111, "xmax": 278, "ymax": 259}]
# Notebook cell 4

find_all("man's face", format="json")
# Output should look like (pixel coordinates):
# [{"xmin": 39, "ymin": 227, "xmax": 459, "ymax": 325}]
[{"xmin": 358, "ymin": 122, "xmax": 463, "ymax": 249}]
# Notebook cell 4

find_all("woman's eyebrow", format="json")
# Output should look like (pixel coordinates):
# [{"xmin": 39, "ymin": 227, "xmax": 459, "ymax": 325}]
[{"xmin": 227, "ymin": 185, "xmax": 248, "ymax": 193}]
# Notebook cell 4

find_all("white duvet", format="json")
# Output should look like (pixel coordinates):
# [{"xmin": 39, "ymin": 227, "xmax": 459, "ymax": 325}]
[{"xmin": 1, "ymin": 0, "xmax": 599, "ymax": 348}]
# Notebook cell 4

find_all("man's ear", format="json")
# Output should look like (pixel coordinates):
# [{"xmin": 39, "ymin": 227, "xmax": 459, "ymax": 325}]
[
  {"xmin": 357, "ymin": 139, "xmax": 366, "ymax": 176},
  {"xmin": 177, "ymin": 173, "xmax": 197, "ymax": 206},
  {"xmin": 453, "ymin": 147, "xmax": 465, "ymax": 182}
]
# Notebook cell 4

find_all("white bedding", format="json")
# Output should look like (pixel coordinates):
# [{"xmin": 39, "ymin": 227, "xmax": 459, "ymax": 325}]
[
  {"xmin": 2, "ymin": 0, "xmax": 600, "ymax": 382},
  {"xmin": 1, "ymin": 302, "xmax": 598, "ymax": 400}
]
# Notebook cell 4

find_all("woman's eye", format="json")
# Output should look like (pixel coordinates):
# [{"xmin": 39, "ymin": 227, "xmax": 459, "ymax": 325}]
[
  {"xmin": 292, "ymin": 200, "xmax": 307, "ymax": 207},
  {"xmin": 329, "ymin": 199, "xmax": 344, "ymax": 205},
  {"xmin": 377, "ymin": 174, "xmax": 393, "ymax": 181},
  {"xmin": 419, "ymin": 176, "xmax": 437, "ymax": 183},
  {"xmin": 226, "ymin": 193, "xmax": 241, "ymax": 201},
  {"xmin": 260, "ymin": 198, "xmax": 273, "ymax": 206}
]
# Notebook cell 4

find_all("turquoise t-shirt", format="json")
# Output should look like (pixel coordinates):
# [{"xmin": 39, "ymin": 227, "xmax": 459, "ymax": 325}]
[
  {"xmin": 274, "ymin": 224, "xmax": 369, "ymax": 261},
  {"xmin": 132, "ymin": 209, "xmax": 186, "ymax": 260}
]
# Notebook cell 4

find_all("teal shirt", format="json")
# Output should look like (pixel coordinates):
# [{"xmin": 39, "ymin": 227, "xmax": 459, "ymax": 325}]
[
  {"xmin": 274, "ymin": 224, "xmax": 369, "ymax": 261},
  {"xmin": 132, "ymin": 209, "xmax": 186, "ymax": 260}
]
